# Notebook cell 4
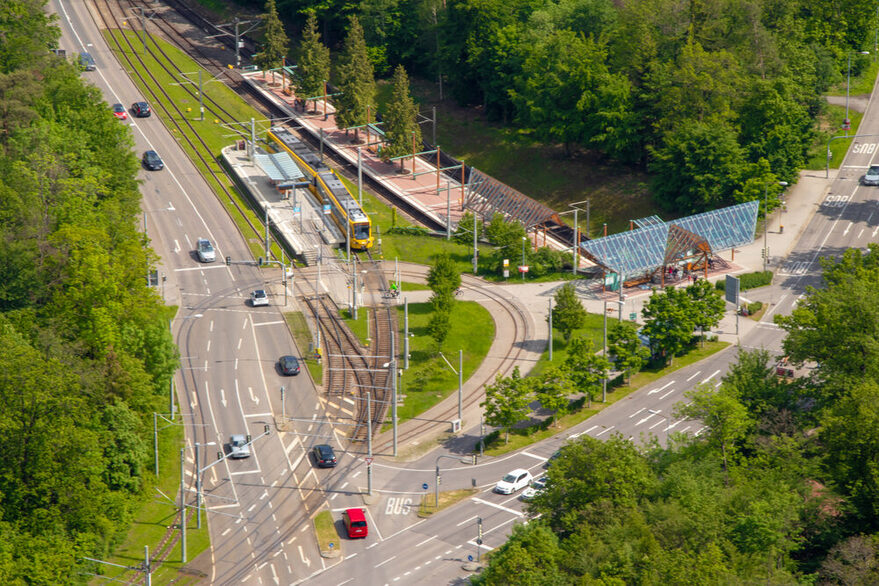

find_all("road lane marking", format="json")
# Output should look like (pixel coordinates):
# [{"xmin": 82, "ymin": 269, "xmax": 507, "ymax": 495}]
[
  {"xmin": 174, "ymin": 264, "xmax": 227, "ymax": 272},
  {"xmin": 246, "ymin": 412, "xmax": 273, "ymax": 418},
  {"xmin": 629, "ymin": 407, "xmax": 645, "ymax": 418},
  {"xmin": 701, "ymin": 370, "xmax": 721, "ymax": 383},
  {"xmin": 249, "ymin": 386, "xmax": 260, "ymax": 405},
  {"xmin": 596, "ymin": 425, "xmax": 614, "ymax": 436},
  {"xmin": 456, "ymin": 516, "xmax": 478, "ymax": 527},
  {"xmin": 521, "ymin": 451, "xmax": 547, "ymax": 461},
  {"xmin": 375, "ymin": 555, "xmax": 396, "ymax": 568},
  {"xmin": 658, "ymin": 389, "xmax": 675, "ymax": 400},
  {"xmin": 686, "ymin": 371, "xmax": 702, "ymax": 382},
  {"xmin": 206, "ymin": 339, "xmax": 211, "ymax": 352},
  {"xmin": 416, "ymin": 535, "xmax": 437, "ymax": 546},
  {"xmin": 253, "ymin": 320, "xmax": 285, "ymax": 327},
  {"xmin": 472, "ymin": 498, "xmax": 524, "ymax": 517},
  {"xmin": 647, "ymin": 381, "xmax": 674, "ymax": 395}
]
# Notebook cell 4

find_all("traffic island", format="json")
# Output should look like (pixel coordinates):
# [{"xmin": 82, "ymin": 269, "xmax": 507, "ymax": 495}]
[
  {"xmin": 417, "ymin": 488, "xmax": 478, "ymax": 518},
  {"xmin": 312, "ymin": 510, "xmax": 342, "ymax": 558}
]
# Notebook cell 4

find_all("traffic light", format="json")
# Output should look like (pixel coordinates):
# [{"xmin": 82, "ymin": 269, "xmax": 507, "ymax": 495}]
[
  {"xmin": 225, "ymin": 256, "xmax": 231, "ymax": 266},
  {"xmin": 258, "ymin": 257, "xmax": 264, "ymax": 266}
]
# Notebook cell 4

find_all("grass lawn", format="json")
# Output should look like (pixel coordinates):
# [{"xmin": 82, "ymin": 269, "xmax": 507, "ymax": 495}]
[
  {"xmin": 381, "ymin": 300, "xmax": 494, "ymax": 428},
  {"xmin": 483, "ymin": 340, "xmax": 731, "ymax": 456},
  {"xmin": 529, "ymin": 312, "xmax": 621, "ymax": 379},
  {"xmin": 284, "ymin": 311, "xmax": 323, "ymax": 383},
  {"xmin": 418, "ymin": 489, "xmax": 479, "ymax": 518},
  {"xmin": 93, "ymin": 415, "xmax": 210, "ymax": 585},
  {"xmin": 313, "ymin": 510, "xmax": 342, "ymax": 557}
]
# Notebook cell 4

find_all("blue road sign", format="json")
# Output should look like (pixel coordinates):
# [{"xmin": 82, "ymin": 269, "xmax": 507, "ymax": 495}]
[
  {"xmin": 329, "ymin": 542, "xmax": 334, "ymax": 549},
  {"xmin": 422, "ymin": 483, "xmax": 429, "ymax": 490},
  {"xmin": 323, "ymin": 204, "xmax": 332, "ymax": 215},
  {"xmin": 468, "ymin": 555, "xmax": 473, "ymax": 562}
]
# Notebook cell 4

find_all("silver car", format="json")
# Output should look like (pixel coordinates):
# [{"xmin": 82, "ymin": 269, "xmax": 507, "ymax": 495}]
[
  {"xmin": 229, "ymin": 434, "xmax": 251, "ymax": 459},
  {"xmin": 196, "ymin": 238, "xmax": 216, "ymax": 263},
  {"xmin": 863, "ymin": 165, "xmax": 879, "ymax": 186},
  {"xmin": 251, "ymin": 289, "xmax": 269, "ymax": 306}
]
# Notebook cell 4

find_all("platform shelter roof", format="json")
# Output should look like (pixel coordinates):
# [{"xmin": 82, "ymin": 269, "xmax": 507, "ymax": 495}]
[{"xmin": 579, "ymin": 200, "xmax": 759, "ymax": 280}]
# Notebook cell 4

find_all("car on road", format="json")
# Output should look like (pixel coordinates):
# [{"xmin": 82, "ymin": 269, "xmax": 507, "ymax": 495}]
[
  {"xmin": 251, "ymin": 289, "xmax": 269, "ymax": 306},
  {"xmin": 278, "ymin": 355, "xmax": 300, "ymax": 376},
  {"xmin": 229, "ymin": 434, "xmax": 251, "ymax": 459},
  {"xmin": 862, "ymin": 165, "xmax": 879, "ymax": 186},
  {"xmin": 312, "ymin": 444, "xmax": 337, "ymax": 468},
  {"xmin": 131, "ymin": 101, "xmax": 151, "ymax": 117},
  {"xmin": 342, "ymin": 508, "xmax": 368, "ymax": 538},
  {"xmin": 196, "ymin": 238, "xmax": 216, "ymax": 263},
  {"xmin": 142, "ymin": 150, "xmax": 164, "ymax": 171},
  {"xmin": 78, "ymin": 52, "xmax": 96, "ymax": 71},
  {"xmin": 495, "ymin": 468, "xmax": 533, "ymax": 494},
  {"xmin": 112, "ymin": 103, "xmax": 127, "ymax": 120},
  {"xmin": 521, "ymin": 475, "xmax": 548, "ymax": 501},
  {"xmin": 543, "ymin": 450, "xmax": 561, "ymax": 468}
]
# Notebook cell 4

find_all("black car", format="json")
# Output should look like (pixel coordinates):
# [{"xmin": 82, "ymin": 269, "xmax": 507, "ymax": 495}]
[
  {"xmin": 131, "ymin": 101, "xmax": 151, "ymax": 117},
  {"xmin": 279, "ymin": 355, "xmax": 300, "ymax": 376},
  {"xmin": 142, "ymin": 150, "xmax": 164, "ymax": 171},
  {"xmin": 312, "ymin": 444, "xmax": 337, "ymax": 468}
]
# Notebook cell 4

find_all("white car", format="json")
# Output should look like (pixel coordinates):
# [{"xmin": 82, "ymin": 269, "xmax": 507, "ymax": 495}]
[
  {"xmin": 495, "ymin": 469, "xmax": 533, "ymax": 494},
  {"xmin": 521, "ymin": 476, "xmax": 548, "ymax": 501},
  {"xmin": 229, "ymin": 434, "xmax": 251, "ymax": 459},
  {"xmin": 863, "ymin": 165, "xmax": 879, "ymax": 186},
  {"xmin": 196, "ymin": 238, "xmax": 216, "ymax": 263},
  {"xmin": 251, "ymin": 289, "xmax": 269, "ymax": 306}
]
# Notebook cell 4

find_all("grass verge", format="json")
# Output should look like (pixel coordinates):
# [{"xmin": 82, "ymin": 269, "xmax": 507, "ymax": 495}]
[
  {"xmin": 382, "ymin": 301, "xmax": 495, "ymax": 430},
  {"xmin": 417, "ymin": 489, "xmax": 479, "ymax": 518},
  {"xmin": 313, "ymin": 510, "xmax": 342, "ymax": 557},
  {"xmin": 284, "ymin": 311, "xmax": 323, "ymax": 383},
  {"xmin": 93, "ymin": 416, "xmax": 210, "ymax": 585},
  {"xmin": 482, "ymin": 340, "xmax": 731, "ymax": 456}
]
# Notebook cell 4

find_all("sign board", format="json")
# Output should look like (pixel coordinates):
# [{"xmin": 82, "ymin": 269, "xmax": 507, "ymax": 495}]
[
  {"xmin": 422, "ymin": 483, "xmax": 429, "ymax": 490},
  {"xmin": 365, "ymin": 457, "xmax": 373, "ymax": 466},
  {"xmin": 724, "ymin": 275, "xmax": 740, "ymax": 305},
  {"xmin": 292, "ymin": 206, "xmax": 300, "ymax": 214},
  {"xmin": 328, "ymin": 542, "xmax": 334, "ymax": 549},
  {"xmin": 629, "ymin": 312, "xmax": 637, "ymax": 321},
  {"xmin": 503, "ymin": 269, "xmax": 509, "ymax": 278},
  {"xmin": 323, "ymin": 204, "xmax": 332, "ymax": 215},
  {"xmin": 503, "ymin": 259, "xmax": 509, "ymax": 267},
  {"xmin": 518, "ymin": 265, "xmax": 529, "ymax": 273}
]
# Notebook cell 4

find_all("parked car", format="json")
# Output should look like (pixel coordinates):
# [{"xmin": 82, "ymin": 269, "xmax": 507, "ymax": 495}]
[
  {"xmin": 521, "ymin": 476, "xmax": 548, "ymax": 501},
  {"xmin": 279, "ymin": 355, "xmax": 300, "ymax": 376},
  {"xmin": 342, "ymin": 508, "xmax": 368, "ymax": 538},
  {"xmin": 862, "ymin": 165, "xmax": 879, "ymax": 186},
  {"xmin": 312, "ymin": 444, "xmax": 337, "ymax": 468},
  {"xmin": 543, "ymin": 450, "xmax": 561, "ymax": 469},
  {"xmin": 196, "ymin": 238, "xmax": 216, "ymax": 263},
  {"xmin": 229, "ymin": 434, "xmax": 251, "ymax": 459},
  {"xmin": 142, "ymin": 150, "xmax": 164, "ymax": 171},
  {"xmin": 495, "ymin": 468, "xmax": 533, "ymax": 494},
  {"xmin": 131, "ymin": 101, "xmax": 151, "ymax": 117},
  {"xmin": 111, "ymin": 103, "xmax": 127, "ymax": 120},
  {"xmin": 79, "ymin": 52, "xmax": 96, "ymax": 71},
  {"xmin": 251, "ymin": 289, "xmax": 269, "ymax": 306}
]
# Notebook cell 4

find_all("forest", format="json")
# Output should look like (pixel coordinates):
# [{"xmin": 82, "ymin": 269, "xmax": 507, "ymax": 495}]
[
  {"xmin": 0, "ymin": 1, "xmax": 177, "ymax": 582},
  {"xmin": 470, "ymin": 246, "xmax": 879, "ymax": 584},
  {"xmin": 262, "ymin": 0, "xmax": 877, "ymax": 214}
]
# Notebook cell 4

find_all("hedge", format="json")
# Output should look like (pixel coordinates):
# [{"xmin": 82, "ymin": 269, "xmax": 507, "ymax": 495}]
[{"xmin": 715, "ymin": 270, "xmax": 773, "ymax": 291}]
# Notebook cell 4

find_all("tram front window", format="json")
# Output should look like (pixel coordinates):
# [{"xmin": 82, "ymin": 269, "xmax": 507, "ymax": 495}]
[{"xmin": 354, "ymin": 223, "xmax": 370, "ymax": 241}]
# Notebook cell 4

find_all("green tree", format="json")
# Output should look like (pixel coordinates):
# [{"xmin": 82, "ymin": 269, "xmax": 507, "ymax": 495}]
[
  {"xmin": 254, "ymin": 0, "xmax": 289, "ymax": 83},
  {"xmin": 484, "ymin": 212, "xmax": 527, "ymax": 273},
  {"xmin": 564, "ymin": 336, "xmax": 610, "ymax": 406},
  {"xmin": 534, "ymin": 365, "xmax": 573, "ymax": 427},
  {"xmin": 481, "ymin": 366, "xmax": 531, "ymax": 443},
  {"xmin": 607, "ymin": 320, "xmax": 649, "ymax": 381},
  {"xmin": 427, "ymin": 306, "xmax": 451, "ymax": 349},
  {"xmin": 453, "ymin": 210, "xmax": 481, "ymax": 245},
  {"xmin": 426, "ymin": 251, "xmax": 460, "ymax": 313},
  {"xmin": 551, "ymin": 283, "xmax": 586, "ymax": 342},
  {"xmin": 675, "ymin": 383, "xmax": 753, "ymax": 474},
  {"xmin": 381, "ymin": 64, "xmax": 421, "ymax": 168},
  {"xmin": 641, "ymin": 286, "xmax": 696, "ymax": 365},
  {"xmin": 686, "ymin": 278, "xmax": 725, "ymax": 346},
  {"xmin": 474, "ymin": 522, "xmax": 566, "ymax": 585},
  {"xmin": 335, "ymin": 16, "xmax": 376, "ymax": 142},
  {"xmin": 295, "ymin": 11, "xmax": 331, "ymax": 111}
]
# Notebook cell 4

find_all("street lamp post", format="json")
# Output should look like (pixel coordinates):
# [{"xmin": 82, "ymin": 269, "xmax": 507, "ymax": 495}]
[
  {"xmin": 763, "ymin": 180, "xmax": 789, "ymax": 272},
  {"xmin": 521, "ymin": 236, "xmax": 527, "ymax": 281},
  {"xmin": 194, "ymin": 441, "xmax": 217, "ymax": 529},
  {"xmin": 846, "ymin": 51, "xmax": 871, "ymax": 137},
  {"xmin": 602, "ymin": 299, "xmax": 625, "ymax": 402}
]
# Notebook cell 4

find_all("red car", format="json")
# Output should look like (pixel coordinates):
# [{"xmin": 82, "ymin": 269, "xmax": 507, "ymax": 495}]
[
  {"xmin": 112, "ymin": 103, "xmax": 127, "ymax": 120},
  {"xmin": 342, "ymin": 508, "xmax": 368, "ymax": 538}
]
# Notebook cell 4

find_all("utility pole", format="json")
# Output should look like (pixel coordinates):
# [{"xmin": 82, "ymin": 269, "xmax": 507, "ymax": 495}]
[
  {"xmin": 404, "ymin": 299, "xmax": 409, "ymax": 369},
  {"xmin": 367, "ymin": 391, "xmax": 373, "ymax": 495},
  {"xmin": 281, "ymin": 386, "xmax": 286, "ymax": 423},
  {"xmin": 357, "ymin": 147, "xmax": 363, "ymax": 207},
  {"xmin": 458, "ymin": 349, "xmax": 463, "ymax": 423},
  {"xmin": 179, "ymin": 448, "xmax": 187, "ymax": 563},
  {"xmin": 548, "ymin": 298, "xmax": 553, "ymax": 361},
  {"xmin": 446, "ymin": 181, "xmax": 452, "ymax": 240},
  {"xmin": 473, "ymin": 211, "xmax": 478, "ymax": 275}
]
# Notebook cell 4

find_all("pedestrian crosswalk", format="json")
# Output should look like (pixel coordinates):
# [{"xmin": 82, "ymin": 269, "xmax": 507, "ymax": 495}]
[{"xmin": 778, "ymin": 261, "xmax": 811, "ymax": 276}]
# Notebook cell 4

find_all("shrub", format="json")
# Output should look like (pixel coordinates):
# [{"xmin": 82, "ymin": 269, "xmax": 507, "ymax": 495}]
[
  {"xmin": 747, "ymin": 301, "xmax": 763, "ymax": 314},
  {"xmin": 387, "ymin": 225, "xmax": 431, "ymax": 236},
  {"xmin": 714, "ymin": 271, "xmax": 773, "ymax": 291}
]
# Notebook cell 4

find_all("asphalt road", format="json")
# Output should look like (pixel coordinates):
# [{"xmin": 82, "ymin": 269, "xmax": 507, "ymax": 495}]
[{"xmin": 50, "ymin": 2, "xmax": 336, "ymax": 583}]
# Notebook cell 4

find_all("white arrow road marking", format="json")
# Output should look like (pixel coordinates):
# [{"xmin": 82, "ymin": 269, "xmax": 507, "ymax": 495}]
[
  {"xmin": 647, "ymin": 381, "xmax": 674, "ymax": 395},
  {"xmin": 249, "ymin": 386, "xmax": 260, "ymax": 405},
  {"xmin": 173, "ymin": 240, "xmax": 180, "ymax": 253},
  {"xmin": 635, "ymin": 413, "xmax": 657, "ymax": 426},
  {"xmin": 843, "ymin": 221, "xmax": 852, "ymax": 236},
  {"xmin": 298, "ymin": 545, "xmax": 310, "ymax": 567},
  {"xmin": 270, "ymin": 563, "xmax": 279, "ymax": 585},
  {"xmin": 220, "ymin": 388, "xmax": 227, "ymax": 408}
]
